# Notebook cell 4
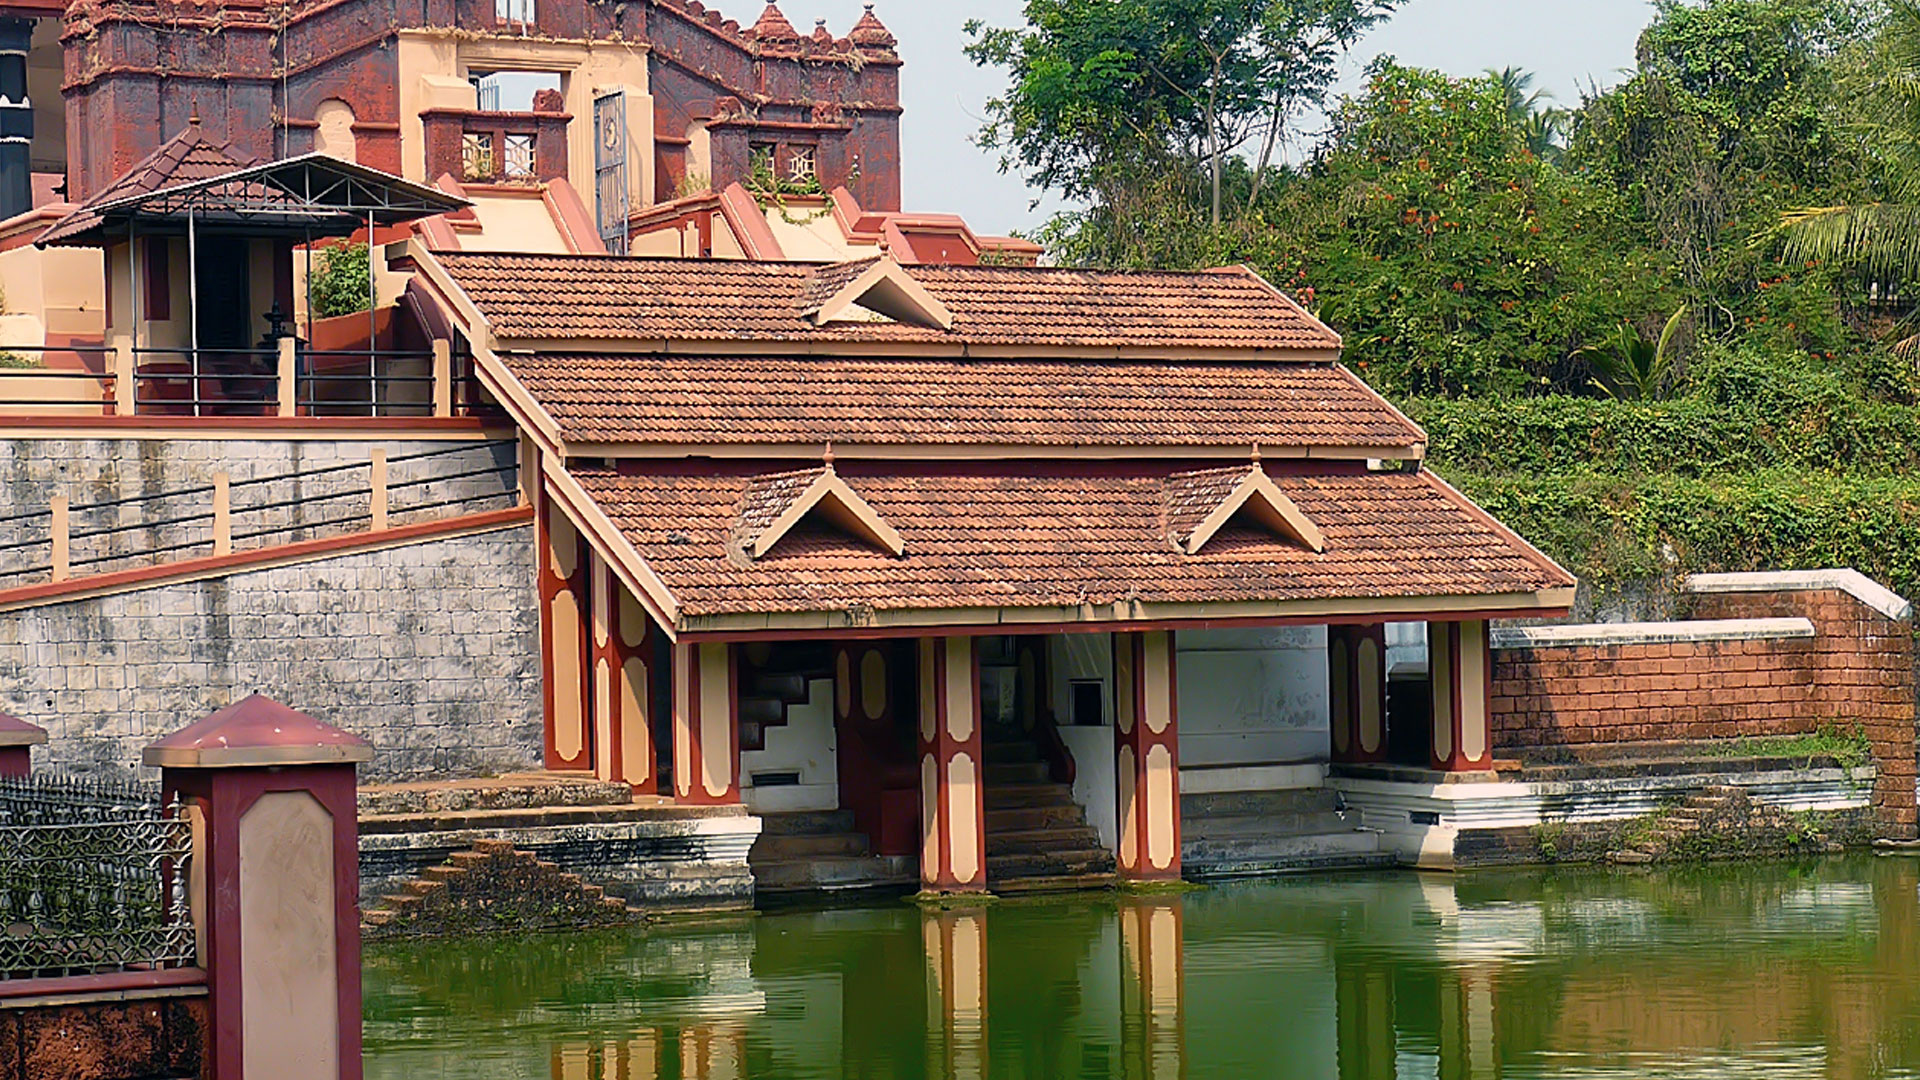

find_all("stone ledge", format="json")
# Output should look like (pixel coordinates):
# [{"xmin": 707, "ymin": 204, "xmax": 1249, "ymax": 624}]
[
  {"xmin": 1491, "ymin": 618, "xmax": 1815, "ymax": 651},
  {"xmin": 1686, "ymin": 569, "xmax": 1913, "ymax": 621}
]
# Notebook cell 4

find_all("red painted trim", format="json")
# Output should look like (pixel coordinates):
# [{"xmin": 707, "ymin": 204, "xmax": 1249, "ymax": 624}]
[
  {"xmin": 682, "ymin": 606, "xmax": 1573, "ymax": 645},
  {"xmin": 0, "ymin": 416, "xmax": 506, "ymax": 434},
  {"xmin": 0, "ymin": 507, "xmax": 532, "ymax": 610},
  {"xmin": 0, "ymin": 967, "xmax": 207, "ymax": 1003}
]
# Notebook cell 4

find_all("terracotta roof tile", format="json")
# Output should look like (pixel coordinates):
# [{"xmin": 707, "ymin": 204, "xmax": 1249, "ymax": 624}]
[
  {"xmin": 1164, "ymin": 466, "xmax": 1250, "ymax": 540},
  {"xmin": 504, "ymin": 353, "xmax": 1422, "ymax": 450},
  {"xmin": 38, "ymin": 124, "xmax": 250, "ymax": 246},
  {"xmin": 437, "ymin": 253, "xmax": 1340, "ymax": 351},
  {"xmin": 574, "ymin": 463, "xmax": 1574, "ymax": 620}
]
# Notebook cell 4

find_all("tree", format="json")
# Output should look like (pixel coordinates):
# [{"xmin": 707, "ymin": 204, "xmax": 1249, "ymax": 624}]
[
  {"xmin": 1486, "ymin": 67, "xmax": 1566, "ymax": 163},
  {"xmin": 966, "ymin": 0, "xmax": 1400, "ymax": 235},
  {"xmin": 309, "ymin": 242, "xmax": 372, "ymax": 320},
  {"xmin": 1781, "ymin": 0, "xmax": 1920, "ymax": 288},
  {"xmin": 1579, "ymin": 306, "xmax": 1689, "ymax": 399}
]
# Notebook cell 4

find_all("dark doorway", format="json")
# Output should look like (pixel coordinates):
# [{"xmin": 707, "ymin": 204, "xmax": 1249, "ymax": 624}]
[{"xmin": 194, "ymin": 236, "xmax": 252, "ymax": 350}]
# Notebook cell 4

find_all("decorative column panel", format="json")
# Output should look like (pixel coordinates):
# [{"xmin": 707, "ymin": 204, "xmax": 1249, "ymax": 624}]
[
  {"xmin": 1115, "ymin": 631, "xmax": 1182, "ymax": 881},
  {"xmin": 922, "ymin": 906, "xmax": 990, "ymax": 1080},
  {"xmin": 1119, "ymin": 897, "xmax": 1186, "ymax": 1080},
  {"xmin": 837, "ymin": 641, "xmax": 913, "ymax": 854},
  {"xmin": 1328, "ymin": 625, "xmax": 1389, "ymax": 764},
  {"xmin": 918, "ymin": 636, "xmax": 986, "ymax": 892},
  {"xmin": 0, "ymin": 19, "xmax": 29, "ymax": 223},
  {"xmin": 673, "ymin": 641, "xmax": 740, "ymax": 805},
  {"xmin": 590, "ymin": 554, "xmax": 657, "ymax": 792},
  {"xmin": 537, "ymin": 487, "xmax": 593, "ymax": 771},
  {"xmin": 1428, "ymin": 620, "xmax": 1495, "ymax": 772}
]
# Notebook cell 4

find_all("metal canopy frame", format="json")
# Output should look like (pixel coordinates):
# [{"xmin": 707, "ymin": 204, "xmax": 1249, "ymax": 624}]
[{"xmin": 47, "ymin": 154, "xmax": 470, "ymax": 242}]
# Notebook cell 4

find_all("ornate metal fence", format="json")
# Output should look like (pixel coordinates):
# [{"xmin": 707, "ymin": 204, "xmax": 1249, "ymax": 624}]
[{"xmin": 0, "ymin": 775, "xmax": 197, "ymax": 979}]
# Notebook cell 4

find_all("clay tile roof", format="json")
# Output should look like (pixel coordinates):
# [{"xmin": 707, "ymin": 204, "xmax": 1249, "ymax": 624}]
[
  {"xmin": 750, "ymin": 2, "xmax": 800, "ymax": 42},
  {"xmin": 1164, "ymin": 466, "xmax": 1251, "ymax": 539},
  {"xmin": 499, "ymin": 353, "xmax": 1425, "ymax": 450},
  {"xmin": 850, "ymin": 4, "xmax": 896, "ymax": 48},
  {"xmin": 436, "ymin": 253, "xmax": 1342, "ymax": 352},
  {"xmin": 794, "ymin": 255, "xmax": 884, "ymax": 316},
  {"xmin": 737, "ymin": 467, "xmax": 824, "ymax": 537},
  {"xmin": 573, "ymin": 464, "xmax": 1575, "ymax": 621},
  {"xmin": 39, "ymin": 123, "xmax": 250, "ymax": 246}
]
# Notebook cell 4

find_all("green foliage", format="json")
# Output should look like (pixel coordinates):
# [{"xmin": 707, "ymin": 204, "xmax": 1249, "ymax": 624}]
[
  {"xmin": 0, "ymin": 352, "xmax": 39, "ymax": 369},
  {"xmin": 1579, "ymin": 307, "xmax": 1688, "ymax": 399},
  {"xmin": 309, "ymin": 242, "xmax": 372, "ymax": 320},
  {"xmin": 1706, "ymin": 723, "xmax": 1874, "ymax": 768},
  {"xmin": 1257, "ymin": 61, "xmax": 1673, "ymax": 396}
]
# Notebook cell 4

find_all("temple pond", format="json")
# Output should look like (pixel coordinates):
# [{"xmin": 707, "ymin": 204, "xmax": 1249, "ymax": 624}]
[{"xmin": 363, "ymin": 857, "xmax": 1920, "ymax": 1079}]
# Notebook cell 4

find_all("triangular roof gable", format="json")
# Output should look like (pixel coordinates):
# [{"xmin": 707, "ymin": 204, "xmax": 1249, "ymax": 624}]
[
  {"xmin": 800, "ymin": 256, "xmax": 954, "ymax": 330},
  {"xmin": 743, "ymin": 466, "xmax": 905, "ymax": 559},
  {"xmin": 1171, "ymin": 465, "xmax": 1326, "ymax": 555}
]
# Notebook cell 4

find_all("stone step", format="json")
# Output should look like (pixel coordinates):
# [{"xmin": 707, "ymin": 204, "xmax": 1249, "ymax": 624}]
[
  {"xmin": 1181, "ymin": 787, "xmax": 1337, "ymax": 820},
  {"xmin": 359, "ymin": 801, "xmax": 749, "ymax": 835},
  {"xmin": 1181, "ymin": 811, "xmax": 1359, "ymax": 843},
  {"xmin": 1183, "ymin": 827, "xmax": 1384, "ymax": 878},
  {"xmin": 984, "ymin": 761, "xmax": 1052, "ymax": 785},
  {"xmin": 756, "ymin": 809, "xmax": 858, "ymax": 836},
  {"xmin": 983, "ymin": 740, "xmax": 1042, "ymax": 765},
  {"xmin": 739, "ymin": 697, "xmax": 787, "ymax": 725},
  {"xmin": 750, "ymin": 831, "xmax": 871, "ymax": 861},
  {"xmin": 987, "ymin": 848, "xmax": 1117, "ymax": 881},
  {"xmin": 990, "ymin": 871, "xmax": 1120, "ymax": 895},
  {"xmin": 984, "ymin": 826, "xmax": 1102, "ymax": 856},
  {"xmin": 744, "ymin": 672, "xmax": 810, "ymax": 702},
  {"xmin": 984, "ymin": 784, "xmax": 1077, "ymax": 810},
  {"xmin": 1186, "ymin": 848, "xmax": 1399, "ymax": 880},
  {"xmin": 753, "ymin": 854, "xmax": 918, "ymax": 894},
  {"xmin": 359, "ymin": 774, "xmax": 635, "ymax": 817},
  {"xmin": 985, "ymin": 804, "xmax": 1088, "ymax": 832}
]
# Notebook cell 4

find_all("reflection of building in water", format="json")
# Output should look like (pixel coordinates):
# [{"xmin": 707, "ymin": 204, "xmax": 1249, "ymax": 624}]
[
  {"xmin": 548, "ymin": 930, "xmax": 764, "ymax": 1080},
  {"xmin": 1119, "ymin": 899, "xmax": 1186, "ymax": 1080},
  {"xmin": 924, "ymin": 907, "xmax": 990, "ymax": 1080}
]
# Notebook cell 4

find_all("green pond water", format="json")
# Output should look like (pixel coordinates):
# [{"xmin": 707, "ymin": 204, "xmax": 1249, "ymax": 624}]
[{"xmin": 363, "ymin": 857, "xmax": 1920, "ymax": 1079}]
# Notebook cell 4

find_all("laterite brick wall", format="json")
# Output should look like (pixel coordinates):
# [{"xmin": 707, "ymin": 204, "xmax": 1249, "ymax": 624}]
[
  {"xmin": 0, "ymin": 996, "xmax": 205, "ymax": 1080},
  {"xmin": 1489, "ymin": 574, "xmax": 1918, "ymax": 840}
]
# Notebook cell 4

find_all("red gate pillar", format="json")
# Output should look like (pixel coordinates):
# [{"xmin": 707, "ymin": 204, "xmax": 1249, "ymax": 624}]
[
  {"xmin": 146, "ymin": 695, "xmax": 371, "ymax": 1080},
  {"xmin": 1115, "ymin": 631, "xmax": 1181, "ymax": 882},
  {"xmin": 1429, "ymin": 620, "xmax": 1495, "ymax": 772},
  {"xmin": 919, "ymin": 636, "xmax": 987, "ymax": 893},
  {"xmin": 673, "ymin": 641, "xmax": 741, "ymax": 805},
  {"xmin": 0, "ymin": 712, "xmax": 45, "ymax": 777},
  {"xmin": 1328, "ymin": 625, "xmax": 1388, "ymax": 764}
]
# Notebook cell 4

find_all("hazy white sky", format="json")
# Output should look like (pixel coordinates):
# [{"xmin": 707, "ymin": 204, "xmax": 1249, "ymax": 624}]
[{"xmin": 754, "ymin": 1, "xmax": 1657, "ymax": 235}]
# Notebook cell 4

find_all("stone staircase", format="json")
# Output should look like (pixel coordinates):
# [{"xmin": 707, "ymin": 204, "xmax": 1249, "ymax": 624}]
[
  {"xmin": 1608, "ymin": 785, "xmax": 1844, "ymax": 864},
  {"xmin": 983, "ymin": 733, "xmax": 1116, "ymax": 892},
  {"xmin": 748, "ymin": 810, "xmax": 916, "ymax": 895},
  {"xmin": 738, "ymin": 642, "xmax": 834, "ymax": 752},
  {"xmin": 1181, "ymin": 788, "xmax": 1393, "ymax": 879},
  {"xmin": 362, "ymin": 839, "xmax": 634, "ymax": 939}
]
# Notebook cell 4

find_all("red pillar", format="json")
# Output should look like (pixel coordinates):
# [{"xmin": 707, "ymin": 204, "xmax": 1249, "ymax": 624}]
[
  {"xmin": 146, "ymin": 695, "xmax": 370, "ymax": 1080},
  {"xmin": 0, "ymin": 712, "xmax": 45, "ymax": 777},
  {"xmin": 1115, "ymin": 631, "xmax": 1181, "ymax": 882},
  {"xmin": 673, "ymin": 641, "xmax": 741, "ymax": 805},
  {"xmin": 538, "ymin": 484, "xmax": 593, "ymax": 771},
  {"xmin": 919, "ymin": 636, "xmax": 987, "ymax": 893},
  {"xmin": 1328, "ymin": 625, "xmax": 1388, "ymax": 764},
  {"xmin": 1429, "ymin": 620, "xmax": 1495, "ymax": 772},
  {"xmin": 590, "ymin": 552, "xmax": 657, "ymax": 793}
]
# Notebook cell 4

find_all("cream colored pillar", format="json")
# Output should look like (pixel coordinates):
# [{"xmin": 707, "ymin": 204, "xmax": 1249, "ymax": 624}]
[
  {"xmin": 1120, "ymin": 897, "xmax": 1186, "ymax": 1080},
  {"xmin": 923, "ymin": 906, "xmax": 989, "ymax": 1080},
  {"xmin": 673, "ymin": 641, "xmax": 739, "ymax": 805},
  {"xmin": 1429, "ymin": 620, "xmax": 1495, "ymax": 772}
]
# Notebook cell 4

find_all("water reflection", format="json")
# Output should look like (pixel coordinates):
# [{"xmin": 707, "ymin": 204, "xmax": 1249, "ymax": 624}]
[{"xmin": 363, "ymin": 858, "xmax": 1920, "ymax": 1079}]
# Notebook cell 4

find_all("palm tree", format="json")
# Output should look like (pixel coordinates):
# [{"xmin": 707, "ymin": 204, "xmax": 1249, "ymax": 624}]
[
  {"xmin": 1580, "ymin": 307, "xmax": 1688, "ymax": 401},
  {"xmin": 1780, "ymin": 1, "xmax": 1920, "ymax": 287},
  {"xmin": 1487, "ymin": 67, "xmax": 1564, "ymax": 163}
]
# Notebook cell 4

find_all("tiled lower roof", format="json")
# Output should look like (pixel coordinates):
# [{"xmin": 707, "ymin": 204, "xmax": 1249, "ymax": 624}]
[
  {"xmin": 505, "ymin": 353, "xmax": 1424, "ymax": 450},
  {"xmin": 574, "ymin": 463, "xmax": 1574, "ymax": 620}
]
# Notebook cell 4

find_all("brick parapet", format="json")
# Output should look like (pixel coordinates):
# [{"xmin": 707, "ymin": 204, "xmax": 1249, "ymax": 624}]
[{"xmin": 1491, "ymin": 580, "xmax": 1918, "ymax": 839}]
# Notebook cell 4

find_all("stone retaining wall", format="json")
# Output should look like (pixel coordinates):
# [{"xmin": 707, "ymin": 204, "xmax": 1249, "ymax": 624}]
[
  {"xmin": 2, "ymin": 523, "xmax": 542, "ymax": 782},
  {"xmin": 1488, "ymin": 570, "xmax": 1917, "ymax": 839}
]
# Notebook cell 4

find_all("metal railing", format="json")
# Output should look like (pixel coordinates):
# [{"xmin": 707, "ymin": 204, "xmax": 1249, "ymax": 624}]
[
  {"xmin": 0, "ymin": 339, "xmax": 494, "ymax": 420},
  {"xmin": 0, "ymin": 439, "xmax": 523, "ymax": 589},
  {"xmin": 0, "ymin": 774, "xmax": 197, "ymax": 980}
]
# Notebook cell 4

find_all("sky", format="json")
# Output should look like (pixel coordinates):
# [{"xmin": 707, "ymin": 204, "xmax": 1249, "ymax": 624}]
[{"xmin": 778, "ymin": 0, "xmax": 1658, "ymax": 237}]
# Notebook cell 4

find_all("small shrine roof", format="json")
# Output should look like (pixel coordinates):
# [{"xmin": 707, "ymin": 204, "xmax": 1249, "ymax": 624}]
[{"xmin": 143, "ymin": 694, "xmax": 373, "ymax": 769}]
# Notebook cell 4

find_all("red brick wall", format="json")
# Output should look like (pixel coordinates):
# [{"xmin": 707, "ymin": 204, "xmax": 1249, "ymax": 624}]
[
  {"xmin": 0, "ymin": 996, "xmax": 204, "ymax": 1080},
  {"xmin": 1489, "ymin": 586, "xmax": 1917, "ymax": 840}
]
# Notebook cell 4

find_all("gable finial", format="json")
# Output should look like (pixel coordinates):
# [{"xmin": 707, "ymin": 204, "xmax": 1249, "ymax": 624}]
[
  {"xmin": 1251, "ymin": 442, "xmax": 1262, "ymax": 467},
  {"xmin": 823, "ymin": 441, "xmax": 835, "ymax": 471}
]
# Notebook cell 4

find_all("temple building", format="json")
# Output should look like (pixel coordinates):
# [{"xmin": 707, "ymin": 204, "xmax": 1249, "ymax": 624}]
[{"xmin": 398, "ymin": 244, "xmax": 1577, "ymax": 891}]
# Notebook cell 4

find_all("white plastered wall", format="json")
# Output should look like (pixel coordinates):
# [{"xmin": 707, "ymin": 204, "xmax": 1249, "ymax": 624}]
[
  {"xmin": 741, "ymin": 677, "xmax": 839, "ymax": 814},
  {"xmin": 1050, "ymin": 633, "xmax": 1118, "ymax": 851},
  {"xmin": 1176, "ymin": 627, "xmax": 1330, "ymax": 769}
]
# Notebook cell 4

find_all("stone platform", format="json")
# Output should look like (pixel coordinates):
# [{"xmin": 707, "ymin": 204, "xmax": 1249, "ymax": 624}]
[{"xmin": 358, "ymin": 774, "xmax": 761, "ymax": 912}]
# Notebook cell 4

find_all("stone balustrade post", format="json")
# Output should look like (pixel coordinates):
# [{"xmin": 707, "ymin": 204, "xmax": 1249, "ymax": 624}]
[{"xmin": 146, "ymin": 695, "xmax": 372, "ymax": 1080}]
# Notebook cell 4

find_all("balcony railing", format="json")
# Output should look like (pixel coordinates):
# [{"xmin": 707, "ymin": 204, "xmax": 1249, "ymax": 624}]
[{"xmin": 0, "ymin": 339, "xmax": 493, "ymax": 419}]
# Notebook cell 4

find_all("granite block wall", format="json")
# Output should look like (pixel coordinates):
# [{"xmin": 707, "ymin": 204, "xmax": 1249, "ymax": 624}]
[{"xmin": 0, "ymin": 523, "xmax": 542, "ymax": 782}]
